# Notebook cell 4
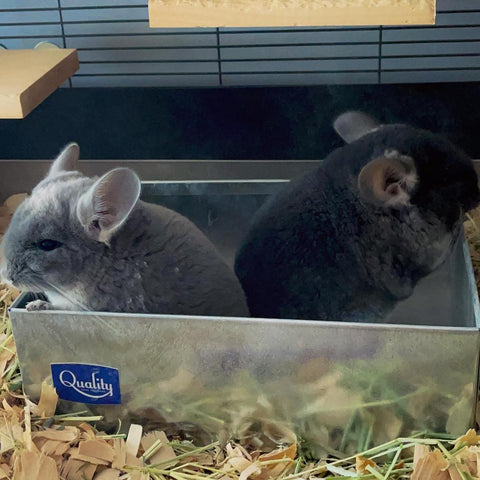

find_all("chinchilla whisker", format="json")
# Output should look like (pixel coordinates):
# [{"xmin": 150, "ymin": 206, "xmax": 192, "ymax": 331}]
[
  {"xmin": 44, "ymin": 281, "xmax": 117, "ymax": 332},
  {"xmin": 43, "ymin": 281, "xmax": 87, "ymax": 311},
  {"xmin": 29, "ymin": 281, "xmax": 49, "ymax": 304},
  {"xmin": 29, "ymin": 283, "xmax": 43, "ymax": 302}
]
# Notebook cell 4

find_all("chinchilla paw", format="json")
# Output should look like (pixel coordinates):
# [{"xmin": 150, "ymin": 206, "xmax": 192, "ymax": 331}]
[{"xmin": 26, "ymin": 300, "xmax": 52, "ymax": 311}]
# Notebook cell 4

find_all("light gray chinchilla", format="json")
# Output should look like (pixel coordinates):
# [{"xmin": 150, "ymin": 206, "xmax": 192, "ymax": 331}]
[
  {"xmin": 0, "ymin": 143, "xmax": 250, "ymax": 317},
  {"xmin": 234, "ymin": 111, "xmax": 480, "ymax": 322}
]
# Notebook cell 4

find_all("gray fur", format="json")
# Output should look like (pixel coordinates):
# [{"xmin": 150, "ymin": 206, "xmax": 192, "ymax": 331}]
[
  {"xmin": 235, "ymin": 112, "xmax": 480, "ymax": 322},
  {"xmin": 0, "ymin": 145, "xmax": 249, "ymax": 317}
]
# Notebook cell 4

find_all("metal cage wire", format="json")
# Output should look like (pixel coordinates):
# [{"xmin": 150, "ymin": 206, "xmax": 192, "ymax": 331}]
[{"xmin": 0, "ymin": 0, "xmax": 479, "ymax": 87}]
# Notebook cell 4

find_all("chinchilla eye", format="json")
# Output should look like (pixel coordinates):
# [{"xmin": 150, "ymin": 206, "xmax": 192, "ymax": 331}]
[{"xmin": 37, "ymin": 239, "xmax": 63, "ymax": 251}]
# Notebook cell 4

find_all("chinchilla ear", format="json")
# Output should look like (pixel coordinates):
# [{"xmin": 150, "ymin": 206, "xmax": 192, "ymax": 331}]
[
  {"xmin": 358, "ymin": 152, "xmax": 417, "ymax": 209},
  {"xmin": 333, "ymin": 111, "xmax": 381, "ymax": 143},
  {"xmin": 76, "ymin": 168, "xmax": 141, "ymax": 244},
  {"xmin": 48, "ymin": 142, "xmax": 80, "ymax": 177}
]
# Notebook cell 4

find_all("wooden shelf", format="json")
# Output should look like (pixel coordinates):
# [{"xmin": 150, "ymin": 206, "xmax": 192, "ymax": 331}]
[
  {"xmin": 0, "ymin": 49, "xmax": 79, "ymax": 119},
  {"xmin": 148, "ymin": 0, "xmax": 435, "ymax": 28}
]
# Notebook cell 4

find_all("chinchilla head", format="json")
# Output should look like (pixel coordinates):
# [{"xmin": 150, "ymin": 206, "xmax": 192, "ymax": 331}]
[
  {"xmin": 333, "ymin": 111, "xmax": 480, "ymax": 231},
  {"xmin": 0, "ymin": 143, "xmax": 141, "ymax": 297}
]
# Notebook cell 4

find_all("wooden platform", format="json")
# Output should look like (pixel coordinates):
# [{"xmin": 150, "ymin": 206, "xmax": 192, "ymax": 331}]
[
  {"xmin": 148, "ymin": 0, "xmax": 436, "ymax": 28},
  {"xmin": 0, "ymin": 49, "xmax": 79, "ymax": 119}
]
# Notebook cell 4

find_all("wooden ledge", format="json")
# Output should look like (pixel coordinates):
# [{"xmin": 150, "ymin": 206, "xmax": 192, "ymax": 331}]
[
  {"xmin": 148, "ymin": 0, "xmax": 436, "ymax": 28},
  {"xmin": 0, "ymin": 49, "xmax": 79, "ymax": 119}
]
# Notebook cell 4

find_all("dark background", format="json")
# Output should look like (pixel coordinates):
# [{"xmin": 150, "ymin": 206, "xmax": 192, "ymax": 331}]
[{"xmin": 1, "ymin": 83, "xmax": 480, "ymax": 160}]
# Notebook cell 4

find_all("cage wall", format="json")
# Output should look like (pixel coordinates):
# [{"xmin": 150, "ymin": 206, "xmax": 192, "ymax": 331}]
[{"xmin": 1, "ymin": 0, "xmax": 479, "ymax": 88}]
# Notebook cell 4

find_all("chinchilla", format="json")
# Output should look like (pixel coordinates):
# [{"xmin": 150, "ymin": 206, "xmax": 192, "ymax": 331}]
[
  {"xmin": 234, "ymin": 111, "xmax": 480, "ymax": 322},
  {"xmin": 0, "ymin": 143, "xmax": 249, "ymax": 317}
]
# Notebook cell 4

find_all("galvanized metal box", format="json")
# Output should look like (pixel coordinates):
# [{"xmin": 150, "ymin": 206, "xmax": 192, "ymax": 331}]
[{"xmin": 5, "ymin": 161, "xmax": 480, "ymax": 455}]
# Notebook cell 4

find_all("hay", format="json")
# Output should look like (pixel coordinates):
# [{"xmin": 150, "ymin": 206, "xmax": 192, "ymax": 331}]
[
  {"xmin": 0, "ymin": 346, "xmax": 477, "ymax": 480},
  {"xmin": 1, "ymin": 198, "xmax": 480, "ymax": 478},
  {"xmin": 464, "ymin": 206, "xmax": 480, "ymax": 296},
  {"xmin": 0, "ymin": 297, "xmax": 301, "ymax": 479}
]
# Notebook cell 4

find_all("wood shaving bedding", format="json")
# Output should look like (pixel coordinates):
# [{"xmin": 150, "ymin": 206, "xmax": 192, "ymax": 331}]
[{"xmin": 0, "ymin": 194, "xmax": 480, "ymax": 478}]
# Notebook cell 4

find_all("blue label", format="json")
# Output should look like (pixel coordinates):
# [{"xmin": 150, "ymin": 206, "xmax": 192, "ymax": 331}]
[{"xmin": 51, "ymin": 363, "xmax": 121, "ymax": 405}]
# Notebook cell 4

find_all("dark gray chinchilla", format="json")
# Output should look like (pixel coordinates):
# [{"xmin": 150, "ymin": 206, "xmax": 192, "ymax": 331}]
[
  {"xmin": 0, "ymin": 143, "xmax": 249, "ymax": 317},
  {"xmin": 234, "ymin": 111, "xmax": 480, "ymax": 322}
]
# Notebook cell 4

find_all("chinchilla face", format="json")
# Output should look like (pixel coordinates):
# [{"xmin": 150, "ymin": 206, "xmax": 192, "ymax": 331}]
[
  {"xmin": 362, "ymin": 124, "xmax": 480, "ymax": 232},
  {"xmin": 0, "ymin": 143, "xmax": 141, "ymax": 300},
  {"xmin": 0, "ymin": 173, "xmax": 99, "ymax": 294},
  {"xmin": 399, "ymin": 127, "xmax": 480, "ymax": 230},
  {"xmin": 334, "ymin": 112, "xmax": 480, "ymax": 231}
]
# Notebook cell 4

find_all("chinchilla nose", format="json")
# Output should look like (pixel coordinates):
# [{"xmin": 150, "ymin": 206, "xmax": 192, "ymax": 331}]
[
  {"xmin": 0, "ymin": 261, "xmax": 15, "ymax": 285},
  {"xmin": 0, "ymin": 265, "xmax": 10, "ymax": 284}
]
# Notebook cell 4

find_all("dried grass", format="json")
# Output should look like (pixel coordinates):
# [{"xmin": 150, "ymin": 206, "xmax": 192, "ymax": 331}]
[
  {"xmin": 464, "ymin": 205, "xmax": 480, "ymax": 296},
  {"xmin": 0, "ymin": 199, "xmax": 480, "ymax": 478}
]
